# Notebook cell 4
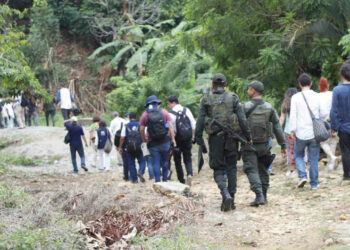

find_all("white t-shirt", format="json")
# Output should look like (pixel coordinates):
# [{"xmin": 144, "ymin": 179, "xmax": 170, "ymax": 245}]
[
  {"xmin": 289, "ymin": 89, "xmax": 327, "ymax": 140},
  {"xmin": 169, "ymin": 104, "xmax": 196, "ymax": 134},
  {"xmin": 59, "ymin": 88, "xmax": 73, "ymax": 109},
  {"xmin": 110, "ymin": 117, "xmax": 126, "ymax": 137},
  {"xmin": 319, "ymin": 91, "xmax": 332, "ymax": 121}
]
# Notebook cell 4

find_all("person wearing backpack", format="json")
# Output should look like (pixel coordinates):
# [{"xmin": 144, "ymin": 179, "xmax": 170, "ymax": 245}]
[
  {"xmin": 119, "ymin": 112, "xmax": 145, "ymax": 183},
  {"xmin": 64, "ymin": 116, "xmax": 88, "ymax": 174},
  {"xmin": 242, "ymin": 81, "xmax": 287, "ymax": 206},
  {"xmin": 167, "ymin": 95, "xmax": 196, "ymax": 186},
  {"xmin": 195, "ymin": 73, "xmax": 252, "ymax": 212},
  {"xmin": 140, "ymin": 95, "xmax": 176, "ymax": 183},
  {"xmin": 95, "ymin": 120, "xmax": 112, "ymax": 171}
]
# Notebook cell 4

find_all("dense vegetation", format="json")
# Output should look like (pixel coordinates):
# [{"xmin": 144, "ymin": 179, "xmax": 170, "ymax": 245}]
[{"xmin": 1, "ymin": 0, "xmax": 350, "ymax": 114}]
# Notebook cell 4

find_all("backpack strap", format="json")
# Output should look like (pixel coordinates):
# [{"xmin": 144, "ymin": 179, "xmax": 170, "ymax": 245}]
[
  {"xmin": 169, "ymin": 110, "xmax": 178, "ymax": 116},
  {"xmin": 181, "ymin": 107, "xmax": 187, "ymax": 116},
  {"xmin": 245, "ymin": 102, "xmax": 262, "ymax": 118}
]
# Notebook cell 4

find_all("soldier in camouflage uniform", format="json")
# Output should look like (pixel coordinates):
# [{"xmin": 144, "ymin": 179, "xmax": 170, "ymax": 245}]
[
  {"xmin": 242, "ymin": 81, "xmax": 286, "ymax": 206},
  {"xmin": 195, "ymin": 73, "xmax": 252, "ymax": 212}
]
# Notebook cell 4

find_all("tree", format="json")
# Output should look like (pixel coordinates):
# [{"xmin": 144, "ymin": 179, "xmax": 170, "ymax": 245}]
[
  {"xmin": 0, "ymin": 4, "xmax": 45, "ymax": 97},
  {"xmin": 185, "ymin": 0, "xmax": 350, "ymax": 95}
]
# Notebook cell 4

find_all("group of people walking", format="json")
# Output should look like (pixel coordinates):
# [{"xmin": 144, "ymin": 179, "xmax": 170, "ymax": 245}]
[
  {"xmin": 63, "ymin": 64, "xmax": 350, "ymax": 212},
  {"xmin": 3, "ymin": 64, "xmax": 349, "ymax": 213}
]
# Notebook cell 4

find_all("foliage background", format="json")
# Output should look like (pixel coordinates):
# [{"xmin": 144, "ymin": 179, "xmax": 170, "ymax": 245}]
[{"xmin": 1, "ymin": 0, "xmax": 350, "ymax": 115}]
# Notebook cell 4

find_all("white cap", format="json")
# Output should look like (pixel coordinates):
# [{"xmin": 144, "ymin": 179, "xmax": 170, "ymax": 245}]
[{"xmin": 71, "ymin": 116, "xmax": 78, "ymax": 122}]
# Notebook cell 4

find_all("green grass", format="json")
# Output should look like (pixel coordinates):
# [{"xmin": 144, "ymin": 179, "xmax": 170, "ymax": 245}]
[
  {"xmin": 133, "ymin": 227, "xmax": 208, "ymax": 249},
  {"xmin": 0, "ymin": 183, "xmax": 28, "ymax": 209},
  {"xmin": 0, "ymin": 154, "xmax": 42, "ymax": 166}
]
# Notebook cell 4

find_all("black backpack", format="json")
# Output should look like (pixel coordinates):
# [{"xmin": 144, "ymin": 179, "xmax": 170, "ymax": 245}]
[
  {"xmin": 147, "ymin": 109, "xmax": 168, "ymax": 141},
  {"xmin": 126, "ymin": 125, "xmax": 142, "ymax": 155},
  {"xmin": 114, "ymin": 122, "xmax": 124, "ymax": 147},
  {"xmin": 170, "ymin": 107, "xmax": 193, "ymax": 142}
]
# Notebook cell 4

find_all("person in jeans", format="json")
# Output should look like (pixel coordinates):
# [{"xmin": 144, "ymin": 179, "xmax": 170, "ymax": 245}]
[
  {"xmin": 95, "ymin": 120, "xmax": 111, "ymax": 171},
  {"xmin": 64, "ymin": 116, "xmax": 88, "ymax": 173},
  {"xmin": 167, "ymin": 95, "xmax": 196, "ymax": 186},
  {"xmin": 290, "ymin": 73, "xmax": 327, "ymax": 189},
  {"xmin": 279, "ymin": 88, "xmax": 298, "ymax": 178},
  {"xmin": 140, "ymin": 95, "xmax": 176, "ymax": 183},
  {"xmin": 331, "ymin": 63, "xmax": 350, "ymax": 181},
  {"xmin": 119, "ymin": 112, "xmax": 146, "ymax": 183},
  {"xmin": 56, "ymin": 82, "xmax": 74, "ymax": 120},
  {"xmin": 43, "ymin": 93, "xmax": 56, "ymax": 126},
  {"xmin": 318, "ymin": 77, "xmax": 338, "ymax": 170}
]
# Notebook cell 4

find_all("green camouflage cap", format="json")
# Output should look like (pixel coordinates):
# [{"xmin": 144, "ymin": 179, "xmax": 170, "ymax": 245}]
[{"xmin": 244, "ymin": 80, "xmax": 264, "ymax": 93}]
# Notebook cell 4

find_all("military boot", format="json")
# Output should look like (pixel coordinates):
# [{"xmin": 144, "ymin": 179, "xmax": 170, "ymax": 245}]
[
  {"xmin": 249, "ymin": 192, "xmax": 265, "ymax": 207},
  {"xmin": 262, "ymin": 190, "xmax": 268, "ymax": 205},
  {"xmin": 220, "ymin": 188, "xmax": 233, "ymax": 212},
  {"xmin": 230, "ymin": 193, "xmax": 236, "ymax": 210}
]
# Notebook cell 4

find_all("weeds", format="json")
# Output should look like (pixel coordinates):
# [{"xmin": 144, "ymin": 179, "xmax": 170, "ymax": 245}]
[
  {"xmin": 0, "ymin": 154, "xmax": 42, "ymax": 166},
  {"xmin": 0, "ymin": 221, "xmax": 84, "ymax": 250},
  {"xmin": 0, "ymin": 183, "xmax": 28, "ymax": 208}
]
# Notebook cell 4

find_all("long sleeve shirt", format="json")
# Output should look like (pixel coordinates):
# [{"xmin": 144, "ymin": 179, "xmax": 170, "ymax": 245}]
[
  {"xmin": 330, "ymin": 83, "xmax": 350, "ymax": 134},
  {"xmin": 56, "ymin": 88, "xmax": 74, "ymax": 109},
  {"xmin": 289, "ymin": 90, "xmax": 326, "ymax": 140}
]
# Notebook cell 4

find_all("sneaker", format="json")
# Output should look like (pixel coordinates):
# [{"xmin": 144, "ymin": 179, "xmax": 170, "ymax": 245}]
[
  {"xmin": 91, "ymin": 165, "xmax": 96, "ymax": 168},
  {"xmin": 285, "ymin": 170, "xmax": 291, "ymax": 177},
  {"xmin": 297, "ymin": 178, "xmax": 307, "ymax": 188},
  {"xmin": 98, "ymin": 168, "xmax": 105, "ymax": 171},
  {"xmin": 137, "ymin": 173, "xmax": 145, "ymax": 183},
  {"xmin": 187, "ymin": 175, "xmax": 192, "ymax": 186},
  {"xmin": 81, "ymin": 166, "xmax": 88, "ymax": 172},
  {"xmin": 289, "ymin": 171, "xmax": 297, "ymax": 178},
  {"xmin": 69, "ymin": 171, "xmax": 78, "ymax": 174},
  {"xmin": 311, "ymin": 185, "xmax": 319, "ymax": 190}
]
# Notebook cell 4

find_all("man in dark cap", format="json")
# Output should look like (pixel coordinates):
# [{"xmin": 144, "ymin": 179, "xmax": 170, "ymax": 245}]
[
  {"xmin": 140, "ymin": 95, "xmax": 176, "ymax": 182},
  {"xmin": 195, "ymin": 73, "xmax": 252, "ymax": 212},
  {"xmin": 242, "ymin": 81, "xmax": 286, "ymax": 206}
]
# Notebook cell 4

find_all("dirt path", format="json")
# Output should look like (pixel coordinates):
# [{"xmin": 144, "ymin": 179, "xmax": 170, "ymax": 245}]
[{"xmin": 1, "ymin": 127, "xmax": 350, "ymax": 249}]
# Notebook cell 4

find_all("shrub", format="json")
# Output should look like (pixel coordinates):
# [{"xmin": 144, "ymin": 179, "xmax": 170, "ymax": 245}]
[{"xmin": 0, "ymin": 184, "xmax": 28, "ymax": 209}]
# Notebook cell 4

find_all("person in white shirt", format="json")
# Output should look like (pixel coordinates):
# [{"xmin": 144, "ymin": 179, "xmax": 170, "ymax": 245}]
[
  {"xmin": 110, "ymin": 111, "xmax": 127, "ymax": 168},
  {"xmin": 2, "ymin": 102, "xmax": 15, "ymax": 128},
  {"xmin": 289, "ymin": 73, "xmax": 327, "ymax": 190},
  {"xmin": 318, "ymin": 77, "xmax": 338, "ymax": 170},
  {"xmin": 14, "ymin": 95, "xmax": 26, "ymax": 129},
  {"xmin": 56, "ymin": 82, "xmax": 74, "ymax": 120},
  {"xmin": 95, "ymin": 120, "xmax": 112, "ymax": 171},
  {"xmin": 167, "ymin": 95, "xmax": 196, "ymax": 186}
]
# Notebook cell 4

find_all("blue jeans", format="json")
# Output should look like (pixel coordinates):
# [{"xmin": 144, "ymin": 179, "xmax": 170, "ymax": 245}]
[
  {"xmin": 146, "ymin": 156, "xmax": 155, "ymax": 179},
  {"xmin": 149, "ymin": 141, "xmax": 171, "ymax": 182},
  {"xmin": 126, "ymin": 152, "xmax": 146, "ymax": 182},
  {"xmin": 295, "ymin": 138, "xmax": 320, "ymax": 187},
  {"xmin": 121, "ymin": 151, "xmax": 130, "ymax": 180},
  {"xmin": 70, "ymin": 145, "xmax": 85, "ymax": 172}
]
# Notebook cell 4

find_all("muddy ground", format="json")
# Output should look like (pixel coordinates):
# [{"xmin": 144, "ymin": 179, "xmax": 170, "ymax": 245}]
[{"xmin": 1, "ymin": 127, "xmax": 350, "ymax": 249}]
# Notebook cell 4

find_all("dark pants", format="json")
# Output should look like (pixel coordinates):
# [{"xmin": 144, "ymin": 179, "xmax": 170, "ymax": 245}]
[
  {"xmin": 126, "ymin": 152, "xmax": 146, "ymax": 182},
  {"xmin": 121, "ymin": 151, "xmax": 130, "ymax": 180},
  {"xmin": 173, "ymin": 140, "xmax": 193, "ymax": 183},
  {"xmin": 208, "ymin": 134, "xmax": 238, "ymax": 195},
  {"xmin": 45, "ymin": 110, "xmax": 55, "ymax": 126},
  {"xmin": 61, "ymin": 109, "xmax": 71, "ymax": 120},
  {"xmin": 70, "ymin": 144, "xmax": 85, "ymax": 173},
  {"xmin": 242, "ymin": 150, "xmax": 269, "ymax": 194},
  {"xmin": 339, "ymin": 131, "xmax": 350, "ymax": 178}
]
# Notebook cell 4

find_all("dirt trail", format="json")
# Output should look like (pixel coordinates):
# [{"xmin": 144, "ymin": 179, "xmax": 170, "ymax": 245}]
[{"xmin": 1, "ymin": 127, "xmax": 350, "ymax": 249}]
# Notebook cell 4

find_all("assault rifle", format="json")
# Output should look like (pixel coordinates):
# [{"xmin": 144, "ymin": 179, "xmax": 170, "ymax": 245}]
[{"xmin": 210, "ymin": 119, "xmax": 248, "ymax": 144}]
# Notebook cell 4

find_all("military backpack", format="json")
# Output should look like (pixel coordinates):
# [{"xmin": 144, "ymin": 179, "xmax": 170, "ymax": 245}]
[
  {"xmin": 245, "ymin": 101, "xmax": 272, "ymax": 143},
  {"xmin": 204, "ymin": 91, "xmax": 240, "ymax": 135}
]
